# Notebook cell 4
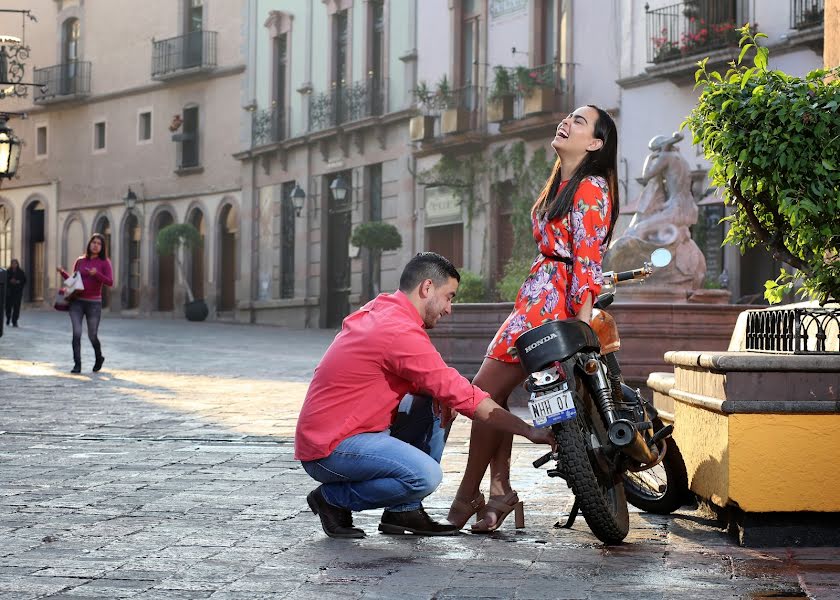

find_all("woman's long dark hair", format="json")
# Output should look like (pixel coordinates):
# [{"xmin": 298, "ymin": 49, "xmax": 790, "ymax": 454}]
[
  {"xmin": 85, "ymin": 233, "xmax": 108, "ymax": 260},
  {"xmin": 532, "ymin": 105, "xmax": 620, "ymax": 246}
]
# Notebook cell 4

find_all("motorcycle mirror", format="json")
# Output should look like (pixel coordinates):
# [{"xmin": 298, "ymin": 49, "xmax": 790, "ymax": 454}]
[{"xmin": 650, "ymin": 248, "xmax": 672, "ymax": 268}]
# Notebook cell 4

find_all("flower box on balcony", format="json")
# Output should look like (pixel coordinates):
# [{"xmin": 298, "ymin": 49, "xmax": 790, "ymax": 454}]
[
  {"xmin": 442, "ymin": 107, "xmax": 470, "ymax": 134},
  {"xmin": 487, "ymin": 95, "xmax": 514, "ymax": 123},
  {"xmin": 409, "ymin": 115, "xmax": 435, "ymax": 142},
  {"xmin": 523, "ymin": 87, "xmax": 554, "ymax": 116}
]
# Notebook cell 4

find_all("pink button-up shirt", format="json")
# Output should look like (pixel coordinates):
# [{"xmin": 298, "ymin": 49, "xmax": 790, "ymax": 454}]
[{"xmin": 294, "ymin": 291, "xmax": 489, "ymax": 461}]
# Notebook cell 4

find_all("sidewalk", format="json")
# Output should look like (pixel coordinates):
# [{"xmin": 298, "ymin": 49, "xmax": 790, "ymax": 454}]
[{"xmin": 0, "ymin": 312, "xmax": 837, "ymax": 599}]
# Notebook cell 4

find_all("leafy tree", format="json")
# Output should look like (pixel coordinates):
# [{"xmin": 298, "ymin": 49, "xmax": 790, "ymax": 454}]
[
  {"xmin": 452, "ymin": 270, "xmax": 487, "ymax": 303},
  {"xmin": 155, "ymin": 223, "xmax": 202, "ymax": 303},
  {"xmin": 351, "ymin": 221, "xmax": 402, "ymax": 298},
  {"xmin": 684, "ymin": 25, "xmax": 840, "ymax": 304}
]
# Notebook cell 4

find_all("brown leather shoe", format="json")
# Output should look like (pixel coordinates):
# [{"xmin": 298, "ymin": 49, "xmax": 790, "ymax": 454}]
[
  {"xmin": 379, "ymin": 508, "xmax": 459, "ymax": 536},
  {"xmin": 306, "ymin": 487, "xmax": 365, "ymax": 539}
]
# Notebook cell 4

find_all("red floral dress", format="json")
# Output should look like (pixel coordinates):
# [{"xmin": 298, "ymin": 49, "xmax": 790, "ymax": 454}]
[{"xmin": 486, "ymin": 175, "xmax": 612, "ymax": 363}]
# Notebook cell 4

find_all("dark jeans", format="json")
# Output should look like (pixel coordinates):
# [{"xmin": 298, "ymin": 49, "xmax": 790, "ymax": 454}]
[
  {"xmin": 69, "ymin": 299, "xmax": 103, "ymax": 365},
  {"xmin": 5, "ymin": 293, "xmax": 22, "ymax": 325},
  {"xmin": 301, "ymin": 395, "xmax": 446, "ymax": 512}
]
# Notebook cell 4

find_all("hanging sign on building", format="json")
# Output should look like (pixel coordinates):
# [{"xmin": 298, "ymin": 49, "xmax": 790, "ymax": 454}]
[{"xmin": 424, "ymin": 186, "xmax": 463, "ymax": 227}]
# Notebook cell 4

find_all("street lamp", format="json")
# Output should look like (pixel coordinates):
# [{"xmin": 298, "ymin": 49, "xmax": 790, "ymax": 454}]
[
  {"xmin": 123, "ymin": 187, "xmax": 138, "ymax": 212},
  {"xmin": 0, "ymin": 117, "xmax": 21, "ymax": 179},
  {"xmin": 290, "ymin": 183, "xmax": 306, "ymax": 217},
  {"xmin": 329, "ymin": 175, "xmax": 349, "ymax": 205}
]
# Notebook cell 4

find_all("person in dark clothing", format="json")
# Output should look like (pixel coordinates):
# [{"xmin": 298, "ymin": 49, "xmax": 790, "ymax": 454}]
[
  {"xmin": 57, "ymin": 234, "xmax": 114, "ymax": 373},
  {"xmin": 5, "ymin": 259, "xmax": 26, "ymax": 327}
]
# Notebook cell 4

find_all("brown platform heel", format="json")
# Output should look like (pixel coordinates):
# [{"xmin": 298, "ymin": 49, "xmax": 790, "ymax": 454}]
[
  {"xmin": 471, "ymin": 491, "xmax": 524, "ymax": 533},
  {"xmin": 446, "ymin": 493, "xmax": 486, "ymax": 529}
]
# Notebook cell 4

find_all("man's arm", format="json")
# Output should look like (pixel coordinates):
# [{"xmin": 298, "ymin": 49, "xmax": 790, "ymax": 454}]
[{"xmin": 472, "ymin": 397, "xmax": 555, "ymax": 446}]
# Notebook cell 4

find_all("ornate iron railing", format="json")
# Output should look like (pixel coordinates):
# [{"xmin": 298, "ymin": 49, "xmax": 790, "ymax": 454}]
[
  {"xmin": 791, "ymin": 0, "xmax": 824, "ymax": 29},
  {"xmin": 308, "ymin": 77, "xmax": 387, "ymax": 132},
  {"xmin": 33, "ymin": 61, "xmax": 91, "ymax": 102},
  {"xmin": 251, "ymin": 105, "xmax": 290, "ymax": 147},
  {"xmin": 646, "ymin": 1, "xmax": 745, "ymax": 64},
  {"xmin": 152, "ymin": 31, "xmax": 217, "ymax": 79},
  {"xmin": 510, "ymin": 62, "xmax": 574, "ymax": 119},
  {"xmin": 745, "ymin": 307, "xmax": 840, "ymax": 354}
]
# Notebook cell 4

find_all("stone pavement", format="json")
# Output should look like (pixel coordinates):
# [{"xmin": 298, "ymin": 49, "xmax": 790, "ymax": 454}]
[{"xmin": 0, "ymin": 311, "xmax": 838, "ymax": 599}]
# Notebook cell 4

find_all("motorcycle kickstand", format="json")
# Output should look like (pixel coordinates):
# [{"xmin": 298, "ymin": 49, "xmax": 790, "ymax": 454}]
[{"xmin": 555, "ymin": 498, "xmax": 580, "ymax": 529}]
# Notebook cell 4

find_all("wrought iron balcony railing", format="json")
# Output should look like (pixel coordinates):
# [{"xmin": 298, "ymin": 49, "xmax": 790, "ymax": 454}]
[
  {"xmin": 791, "ymin": 0, "xmax": 824, "ymax": 29},
  {"xmin": 152, "ymin": 30, "xmax": 217, "ymax": 79},
  {"xmin": 308, "ymin": 77, "xmax": 387, "ymax": 132},
  {"xmin": 509, "ymin": 62, "xmax": 574, "ymax": 119},
  {"xmin": 33, "ymin": 61, "xmax": 91, "ymax": 103},
  {"xmin": 646, "ymin": 1, "xmax": 745, "ymax": 64},
  {"xmin": 251, "ymin": 105, "xmax": 290, "ymax": 147}
]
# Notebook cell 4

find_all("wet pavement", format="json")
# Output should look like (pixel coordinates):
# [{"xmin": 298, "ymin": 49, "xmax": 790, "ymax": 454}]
[{"xmin": 0, "ymin": 311, "xmax": 838, "ymax": 599}]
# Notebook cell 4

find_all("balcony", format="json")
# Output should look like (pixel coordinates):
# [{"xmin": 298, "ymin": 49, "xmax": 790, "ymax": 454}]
[
  {"xmin": 308, "ymin": 77, "xmax": 388, "ymax": 132},
  {"xmin": 33, "ymin": 61, "xmax": 91, "ymax": 104},
  {"xmin": 151, "ymin": 31, "xmax": 217, "ymax": 81},
  {"xmin": 791, "ymin": 0, "xmax": 824, "ymax": 29},
  {"xmin": 409, "ymin": 85, "xmax": 487, "ymax": 155},
  {"xmin": 646, "ymin": 1, "xmax": 744, "ymax": 65},
  {"xmin": 251, "ymin": 105, "xmax": 290, "ymax": 148}
]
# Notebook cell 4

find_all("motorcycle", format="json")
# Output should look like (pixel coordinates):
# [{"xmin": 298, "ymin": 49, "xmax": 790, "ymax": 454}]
[{"xmin": 518, "ymin": 248, "xmax": 689, "ymax": 544}]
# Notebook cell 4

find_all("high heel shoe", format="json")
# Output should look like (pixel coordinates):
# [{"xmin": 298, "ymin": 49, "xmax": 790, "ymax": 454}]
[
  {"xmin": 446, "ymin": 493, "xmax": 486, "ymax": 529},
  {"xmin": 471, "ymin": 491, "xmax": 524, "ymax": 533}
]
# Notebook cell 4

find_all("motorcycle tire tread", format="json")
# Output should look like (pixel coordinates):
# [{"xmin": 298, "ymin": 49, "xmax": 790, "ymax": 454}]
[{"xmin": 553, "ymin": 416, "xmax": 630, "ymax": 544}]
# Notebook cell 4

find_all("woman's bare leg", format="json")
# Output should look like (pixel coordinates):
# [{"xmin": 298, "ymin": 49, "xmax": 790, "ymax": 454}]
[{"xmin": 448, "ymin": 357, "xmax": 524, "ymax": 523}]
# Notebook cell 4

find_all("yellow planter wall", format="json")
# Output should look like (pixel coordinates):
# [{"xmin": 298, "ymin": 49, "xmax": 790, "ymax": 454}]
[{"xmin": 674, "ymin": 403, "xmax": 840, "ymax": 513}]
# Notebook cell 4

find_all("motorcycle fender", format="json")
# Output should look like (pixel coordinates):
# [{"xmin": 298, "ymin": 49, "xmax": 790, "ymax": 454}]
[{"xmin": 590, "ymin": 309, "xmax": 621, "ymax": 354}]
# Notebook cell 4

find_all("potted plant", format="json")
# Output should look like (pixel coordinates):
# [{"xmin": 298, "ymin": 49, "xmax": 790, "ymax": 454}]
[
  {"xmin": 438, "ymin": 75, "xmax": 469, "ymax": 134},
  {"xmin": 155, "ymin": 223, "xmax": 208, "ymax": 321},
  {"xmin": 410, "ymin": 81, "xmax": 436, "ymax": 141},
  {"xmin": 514, "ymin": 65, "xmax": 555, "ymax": 115},
  {"xmin": 487, "ymin": 66, "xmax": 515, "ymax": 122},
  {"xmin": 350, "ymin": 221, "xmax": 402, "ymax": 298}
]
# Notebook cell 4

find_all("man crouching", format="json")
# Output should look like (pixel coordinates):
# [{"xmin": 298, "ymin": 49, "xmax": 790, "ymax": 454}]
[{"xmin": 295, "ymin": 252, "xmax": 554, "ymax": 537}]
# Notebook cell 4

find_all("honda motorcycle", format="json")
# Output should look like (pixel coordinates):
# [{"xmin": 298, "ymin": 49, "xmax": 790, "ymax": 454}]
[{"xmin": 519, "ymin": 248, "xmax": 689, "ymax": 544}]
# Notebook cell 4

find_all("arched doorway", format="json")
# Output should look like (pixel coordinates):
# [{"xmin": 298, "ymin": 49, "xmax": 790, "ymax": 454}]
[
  {"xmin": 94, "ymin": 216, "xmax": 112, "ymax": 308},
  {"xmin": 122, "ymin": 213, "xmax": 141, "ymax": 309},
  {"xmin": 0, "ymin": 204, "xmax": 12, "ymax": 268},
  {"xmin": 217, "ymin": 203, "xmax": 237, "ymax": 312},
  {"xmin": 154, "ymin": 211, "xmax": 175, "ymax": 311},
  {"xmin": 187, "ymin": 208, "xmax": 205, "ymax": 300},
  {"xmin": 25, "ymin": 201, "xmax": 46, "ymax": 302}
]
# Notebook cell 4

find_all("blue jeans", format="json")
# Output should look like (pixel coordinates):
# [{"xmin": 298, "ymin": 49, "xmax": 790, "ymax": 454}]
[
  {"xmin": 69, "ymin": 299, "xmax": 102, "ymax": 365},
  {"xmin": 301, "ymin": 395, "xmax": 446, "ymax": 512}
]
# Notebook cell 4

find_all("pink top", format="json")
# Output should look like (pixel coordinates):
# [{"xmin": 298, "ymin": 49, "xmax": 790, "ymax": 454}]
[
  {"xmin": 61, "ymin": 256, "xmax": 113, "ymax": 301},
  {"xmin": 294, "ymin": 291, "xmax": 490, "ymax": 461}
]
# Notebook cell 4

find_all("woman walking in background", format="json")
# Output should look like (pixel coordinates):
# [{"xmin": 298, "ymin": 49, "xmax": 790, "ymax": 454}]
[
  {"xmin": 447, "ymin": 105, "xmax": 620, "ymax": 532},
  {"xmin": 57, "ymin": 233, "xmax": 113, "ymax": 373},
  {"xmin": 5, "ymin": 258, "xmax": 26, "ymax": 327}
]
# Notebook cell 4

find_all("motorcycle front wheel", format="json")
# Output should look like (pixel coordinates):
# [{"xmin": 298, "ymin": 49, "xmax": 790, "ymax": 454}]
[
  {"xmin": 552, "ymin": 382, "xmax": 630, "ymax": 544},
  {"xmin": 622, "ymin": 419, "xmax": 690, "ymax": 515}
]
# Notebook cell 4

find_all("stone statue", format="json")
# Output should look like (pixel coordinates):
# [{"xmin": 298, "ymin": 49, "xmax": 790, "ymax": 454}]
[{"xmin": 606, "ymin": 132, "xmax": 707, "ymax": 295}]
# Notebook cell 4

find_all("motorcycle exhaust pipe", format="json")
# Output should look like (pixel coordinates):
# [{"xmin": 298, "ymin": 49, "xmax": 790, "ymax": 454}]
[{"xmin": 608, "ymin": 419, "xmax": 660, "ymax": 465}]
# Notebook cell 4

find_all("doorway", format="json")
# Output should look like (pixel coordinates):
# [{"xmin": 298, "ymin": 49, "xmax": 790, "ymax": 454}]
[
  {"xmin": 188, "ymin": 208, "xmax": 205, "ymax": 300},
  {"xmin": 325, "ymin": 172, "xmax": 352, "ymax": 328},
  {"xmin": 122, "ymin": 213, "xmax": 141, "ymax": 309},
  {"xmin": 25, "ymin": 201, "xmax": 45, "ymax": 302},
  {"xmin": 154, "ymin": 212, "xmax": 175, "ymax": 311},
  {"xmin": 218, "ymin": 203, "xmax": 237, "ymax": 312}
]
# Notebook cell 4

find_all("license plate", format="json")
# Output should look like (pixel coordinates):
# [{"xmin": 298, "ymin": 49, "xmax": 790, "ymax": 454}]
[{"xmin": 528, "ymin": 387, "xmax": 576, "ymax": 428}]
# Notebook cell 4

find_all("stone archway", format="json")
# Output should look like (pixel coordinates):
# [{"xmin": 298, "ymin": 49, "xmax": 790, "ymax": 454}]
[
  {"xmin": 154, "ymin": 211, "xmax": 175, "ymax": 311},
  {"xmin": 217, "ymin": 203, "xmax": 238, "ymax": 312},
  {"xmin": 121, "ymin": 213, "xmax": 141, "ymax": 310},
  {"xmin": 187, "ymin": 207, "xmax": 206, "ymax": 301}
]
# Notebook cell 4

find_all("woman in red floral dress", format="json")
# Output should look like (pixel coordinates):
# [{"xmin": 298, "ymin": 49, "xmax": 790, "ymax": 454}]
[{"xmin": 448, "ymin": 105, "xmax": 620, "ymax": 532}]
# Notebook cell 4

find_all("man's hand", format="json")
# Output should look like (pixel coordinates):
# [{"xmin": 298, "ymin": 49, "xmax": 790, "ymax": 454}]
[
  {"xmin": 432, "ymin": 399, "xmax": 457, "ymax": 428},
  {"xmin": 526, "ymin": 426, "xmax": 557, "ymax": 448}
]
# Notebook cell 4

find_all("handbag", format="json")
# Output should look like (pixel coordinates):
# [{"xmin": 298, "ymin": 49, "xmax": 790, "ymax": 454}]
[
  {"xmin": 63, "ymin": 271, "xmax": 85, "ymax": 301},
  {"xmin": 53, "ymin": 288, "xmax": 71, "ymax": 312}
]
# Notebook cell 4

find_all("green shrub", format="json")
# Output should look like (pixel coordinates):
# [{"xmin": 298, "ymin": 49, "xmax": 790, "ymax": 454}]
[
  {"xmin": 350, "ymin": 221, "xmax": 402, "ymax": 252},
  {"xmin": 453, "ymin": 270, "xmax": 487, "ymax": 303},
  {"xmin": 496, "ymin": 257, "xmax": 532, "ymax": 302},
  {"xmin": 683, "ymin": 26, "xmax": 840, "ymax": 303}
]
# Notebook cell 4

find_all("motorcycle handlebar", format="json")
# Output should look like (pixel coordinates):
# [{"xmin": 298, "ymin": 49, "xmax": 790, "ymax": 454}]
[{"xmin": 604, "ymin": 263, "xmax": 653, "ymax": 285}]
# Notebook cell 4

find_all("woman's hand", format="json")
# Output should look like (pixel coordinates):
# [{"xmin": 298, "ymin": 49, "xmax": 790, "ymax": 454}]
[
  {"xmin": 56, "ymin": 267, "xmax": 64, "ymax": 274},
  {"xmin": 88, "ymin": 267, "xmax": 97, "ymax": 276}
]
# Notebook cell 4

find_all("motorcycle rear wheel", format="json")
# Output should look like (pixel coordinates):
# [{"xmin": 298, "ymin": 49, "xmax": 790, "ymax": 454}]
[
  {"xmin": 552, "ymin": 385, "xmax": 630, "ymax": 544},
  {"xmin": 622, "ymin": 419, "xmax": 690, "ymax": 514}
]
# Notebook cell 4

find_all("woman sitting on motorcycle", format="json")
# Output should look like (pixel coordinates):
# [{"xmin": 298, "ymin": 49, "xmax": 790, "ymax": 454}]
[{"xmin": 447, "ymin": 105, "xmax": 621, "ymax": 532}]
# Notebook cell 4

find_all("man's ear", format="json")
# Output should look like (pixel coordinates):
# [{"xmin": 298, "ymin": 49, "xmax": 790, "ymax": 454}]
[{"xmin": 418, "ymin": 279, "xmax": 433, "ymax": 299}]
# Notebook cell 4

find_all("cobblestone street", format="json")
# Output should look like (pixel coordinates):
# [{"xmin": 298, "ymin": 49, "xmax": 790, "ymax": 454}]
[{"xmin": 1, "ymin": 312, "xmax": 838, "ymax": 599}]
